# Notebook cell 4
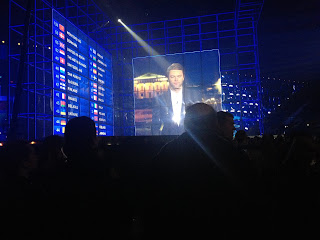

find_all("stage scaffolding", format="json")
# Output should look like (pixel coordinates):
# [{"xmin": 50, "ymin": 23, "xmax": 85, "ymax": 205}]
[
  {"xmin": 101, "ymin": 0, "xmax": 264, "ymax": 136},
  {"xmin": 8, "ymin": 0, "xmax": 264, "ymax": 139},
  {"xmin": 8, "ymin": 0, "xmax": 111, "ymax": 140}
]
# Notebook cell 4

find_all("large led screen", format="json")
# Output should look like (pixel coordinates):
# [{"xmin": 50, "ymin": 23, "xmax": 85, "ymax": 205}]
[
  {"xmin": 52, "ymin": 10, "xmax": 113, "ymax": 136},
  {"xmin": 133, "ymin": 50, "xmax": 222, "ymax": 136}
]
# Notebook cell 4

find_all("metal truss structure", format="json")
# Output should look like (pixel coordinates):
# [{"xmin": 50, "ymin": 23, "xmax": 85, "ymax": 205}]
[
  {"xmin": 8, "ymin": 0, "xmax": 264, "ymax": 139},
  {"xmin": 103, "ymin": 0, "xmax": 265, "ymax": 135},
  {"xmin": 8, "ymin": 0, "xmax": 111, "ymax": 140}
]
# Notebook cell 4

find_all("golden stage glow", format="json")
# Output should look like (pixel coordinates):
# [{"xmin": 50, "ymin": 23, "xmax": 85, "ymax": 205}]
[
  {"xmin": 134, "ymin": 73, "xmax": 168, "ymax": 99},
  {"xmin": 213, "ymin": 78, "xmax": 222, "ymax": 94}
]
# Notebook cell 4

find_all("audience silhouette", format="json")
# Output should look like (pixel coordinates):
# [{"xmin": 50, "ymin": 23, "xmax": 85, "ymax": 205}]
[
  {"xmin": 0, "ymin": 110, "xmax": 319, "ymax": 240},
  {"xmin": 0, "ymin": 140, "xmax": 40, "ymax": 239},
  {"xmin": 217, "ymin": 110, "xmax": 236, "ymax": 141},
  {"xmin": 143, "ymin": 103, "xmax": 262, "ymax": 239},
  {"xmin": 37, "ymin": 116, "xmax": 131, "ymax": 239}
]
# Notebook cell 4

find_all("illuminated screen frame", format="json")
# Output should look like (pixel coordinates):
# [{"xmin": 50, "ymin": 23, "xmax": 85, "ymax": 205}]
[{"xmin": 132, "ymin": 50, "xmax": 222, "ymax": 136}]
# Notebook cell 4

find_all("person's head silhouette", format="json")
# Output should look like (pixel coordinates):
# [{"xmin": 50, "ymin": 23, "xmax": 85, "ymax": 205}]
[
  {"xmin": 217, "ymin": 111, "xmax": 236, "ymax": 141},
  {"xmin": 63, "ymin": 116, "xmax": 97, "ymax": 161},
  {"xmin": 184, "ymin": 102, "xmax": 218, "ymax": 134}
]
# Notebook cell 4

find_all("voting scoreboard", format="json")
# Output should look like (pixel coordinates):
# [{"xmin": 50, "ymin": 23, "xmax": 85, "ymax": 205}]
[{"xmin": 52, "ymin": 10, "xmax": 113, "ymax": 136}]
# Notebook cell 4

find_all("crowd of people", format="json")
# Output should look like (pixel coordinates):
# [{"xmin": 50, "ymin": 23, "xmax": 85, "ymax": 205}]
[{"xmin": 0, "ymin": 103, "xmax": 319, "ymax": 239}]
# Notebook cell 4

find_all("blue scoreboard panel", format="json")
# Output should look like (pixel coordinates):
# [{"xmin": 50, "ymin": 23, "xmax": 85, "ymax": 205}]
[{"xmin": 52, "ymin": 10, "xmax": 113, "ymax": 136}]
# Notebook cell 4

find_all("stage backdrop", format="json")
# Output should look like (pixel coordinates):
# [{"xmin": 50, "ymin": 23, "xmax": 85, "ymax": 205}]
[{"xmin": 133, "ymin": 50, "xmax": 221, "ymax": 136}]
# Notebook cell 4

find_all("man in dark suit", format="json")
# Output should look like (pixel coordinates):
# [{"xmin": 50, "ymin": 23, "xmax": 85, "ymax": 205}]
[{"xmin": 151, "ymin": 63, "xmax": 202, "ymax": 135}]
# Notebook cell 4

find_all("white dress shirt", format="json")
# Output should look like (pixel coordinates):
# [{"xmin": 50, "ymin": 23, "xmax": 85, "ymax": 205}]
[{"xmin": 170, "ymin": 89, "xmax": 183, "ymax": 126}]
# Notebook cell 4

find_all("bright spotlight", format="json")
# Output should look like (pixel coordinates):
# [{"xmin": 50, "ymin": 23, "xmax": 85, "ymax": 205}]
[{"xmin": 117, "ymin": 20, "xmax": 168, "ymax": 69}]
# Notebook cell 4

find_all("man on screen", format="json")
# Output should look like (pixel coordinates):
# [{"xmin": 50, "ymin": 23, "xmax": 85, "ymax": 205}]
[{"xmin": 151, "ymin": 63, "xmax": 202, "ymax": 135}]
